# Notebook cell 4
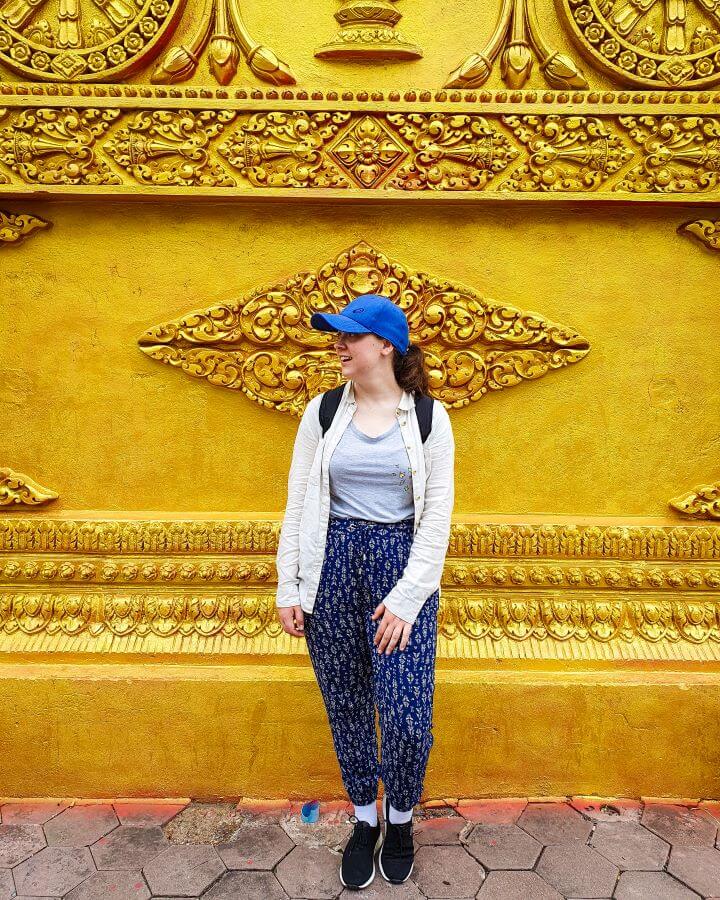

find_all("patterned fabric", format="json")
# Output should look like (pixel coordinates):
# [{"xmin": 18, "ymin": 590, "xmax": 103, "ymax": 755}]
[{"xmin": 304, "ymin": 515, "xmax": 440, "ymax": 810}]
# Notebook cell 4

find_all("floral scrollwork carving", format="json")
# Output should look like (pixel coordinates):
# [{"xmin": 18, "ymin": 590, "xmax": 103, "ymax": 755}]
[
  {"xmin": 104, "ymin": 109, "xmax": 237, "ymax": 186},
  {"xmin": 384, "ymin": 113, "xmax": 519, "ymax": 190},
  {"xmin": 0, "ymin": 108, "xmax": 120, "ymax": 184},
  {"xmin": 616, "ymin": 115, "xmax": 720, "ymax": 192},
  {"xmin": 0, "ymin": 210, "xmax": 50, "ymax": 245},
  {"xmin": 679, "ymin": 219, "xmax": 720, "ymax": 250},
  {"xmin": 670, "ymin": 481, "xmax": 720, "ymax": 519},
  {"xmin": 137, "ymin": 241, "xmax": 590, "ymax": 416},
  {"xmin": 0, "ymin": 468, "xmax": 58, "ymax": 507},
  {"xmin": 501, "ymin": 114, "xmax": 634, "ymax": 190},
  {"xmin": 219, "ymin": 111, "xmax": 352, "ymax": 187}
]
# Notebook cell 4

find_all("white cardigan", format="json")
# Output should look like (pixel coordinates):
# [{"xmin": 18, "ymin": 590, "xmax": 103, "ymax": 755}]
[{"xmin": 275, "ymin": 380, "xmax": 455, "ymax": 625}]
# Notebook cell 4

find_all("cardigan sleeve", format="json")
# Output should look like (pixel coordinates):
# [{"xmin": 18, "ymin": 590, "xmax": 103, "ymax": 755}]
[
  {"xmin": 275, "ymin": 393, "xmax": 322, "ymax": 608},
  {"xmin": 380, "ymin": 401, "xmax": 455, "ymax": 625}
]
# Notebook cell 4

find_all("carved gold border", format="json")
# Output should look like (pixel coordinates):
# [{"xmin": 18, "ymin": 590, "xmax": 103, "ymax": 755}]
[
  {"xmin": 2, "ymin": 88, "xmax": 720, "ymax": 198},
  {"xmin": 0, "ymin": 518, "xmax": 719, "ymax": 661}
]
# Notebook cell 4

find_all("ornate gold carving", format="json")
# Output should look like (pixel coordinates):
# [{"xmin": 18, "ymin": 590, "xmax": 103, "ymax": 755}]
[
  {"xmin": 137, "ymin": 240, "xmax": 590, "ymax": 415},
  {"xmin": 616, "ymin": 115, "xmax": 720, "ymax": 191},
  {"xmin": 559, "ymin": 0, "xmax": 720, "ymax": 86},
  {"xmin": 385, "ymin": 113, "xmax": 520, "ymax": 190},
  {"xmin": 0, "ymin": 209, "xmax": 50, "ymax": 244},
  {"xmin": 501, "ymin": 114, "xmax": 634, "ymax": 190},
  {"xmin": 680, "ymin": 218, "xmax": 720, "ymax": 249},
  {"xmin": 151, "ymin": 0, "xmax": 295, "ymax": 85},
  {"xmin": 104, "ymin": 109, "xmax": 236, "ymax": 186},
  {"xmin": 0, "ymin": 0, "xmax": 185, "ymax": 81},
  {"xmin": 218, "ymin": 111, "xmax": 353, "ymax": 187},
  {"xmin": 671, "ymin": 482, "xmax": 720, "ymax": 519},
  {"xmin": 315, "ymin": 0, "xmax": 422, "ymax": 60},
  {"xmin": 0, "ymin": 108, "xmax": 120, "ymax": 184},
  {"xmin": 445, "ymin": 0, "xmax": 588, "ymax": 89},
  {"xmin": 0, "ymin": 468, "xmax": 58, "ymax": 507},
  {"xmin": 328, "ymin": 115, "xmax": 408, "ymax": 187}
]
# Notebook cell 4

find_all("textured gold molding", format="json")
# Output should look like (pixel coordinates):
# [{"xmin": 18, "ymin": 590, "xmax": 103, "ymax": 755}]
[
  {"xmin": 1, "ymin": 90, "xmax": 720, "ymax": 198},
  {"xmin": 0, "ymin": 517, "xmax": 717, "ymax": 659},
  {"xmin": 671, "ymin": 481, "xmax": 720, "ymax": 519},
  {"xmin": 680, "ymin": 218, "xmax": 720, "ymax": 250},
  {"xmin": 0, "ymin": 208, "xmax": 49, "ymax": 243},
  {"xmin": 137, "ymin": 240, "xmax": 589, "ymax": 415},
  {"xmin": 0, "ymin": 468, "xmax": 58, "ymax": 507}
]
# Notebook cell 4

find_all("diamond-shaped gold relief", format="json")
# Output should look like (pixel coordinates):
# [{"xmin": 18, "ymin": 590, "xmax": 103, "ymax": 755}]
[
  {"xmin": 328, "ymin": 116, "xmax": 409, "ymax": 188},
  {"xmin": 138, "ymin": 242, "xmax": 590, "ymax": 417}
]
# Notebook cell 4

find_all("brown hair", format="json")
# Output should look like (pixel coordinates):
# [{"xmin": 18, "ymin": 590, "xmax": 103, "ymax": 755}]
[{"xmin": 392, "ymin": 342, "xmax": 430, "ymax": 397}]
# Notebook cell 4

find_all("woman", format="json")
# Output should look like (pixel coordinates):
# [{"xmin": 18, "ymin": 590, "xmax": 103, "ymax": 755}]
[{"xmin": 275, "ymin": 293, "xmax": 455, "ymax": 891}]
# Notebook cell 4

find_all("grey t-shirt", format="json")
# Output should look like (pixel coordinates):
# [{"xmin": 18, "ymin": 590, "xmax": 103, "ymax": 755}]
[{"xmin": 329, "ymin": 418, "xmax": 415, "ymax": 522}]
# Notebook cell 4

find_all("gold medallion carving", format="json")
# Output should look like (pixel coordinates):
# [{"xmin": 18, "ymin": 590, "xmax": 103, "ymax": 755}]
[
  {"xmin": 559, "ymin": 0, "xmax": 720, "ymax": 86},
  {"xmin": 680, "ymin": 218, "xmax": 720, "ymax": 250},
  {"xmin": 0, "ymin": 468, "xmax": 57, "ymax": 507},
  {"xmin": 671, "ymin": 482, "xmax": 720, "ymax": 519},
  {"xmin": 137, "ymin": 241, "xmax": 590, "ymax": 416},
  {"xmin": 0, "ymin": 209, "xmax": 50, "ymax": 244},
  {"xmin": 0, "ymin": 0, "xmax": 186, "ymax": 80},
  {"xmin": 315, "ymin": 0, "xmax": 422, "ymax": 60}
]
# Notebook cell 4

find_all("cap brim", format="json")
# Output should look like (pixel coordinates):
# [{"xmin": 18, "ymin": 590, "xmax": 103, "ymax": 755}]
[{"xmin": 310, "ymin": 312, "xmax": 371, "ymax": 334}]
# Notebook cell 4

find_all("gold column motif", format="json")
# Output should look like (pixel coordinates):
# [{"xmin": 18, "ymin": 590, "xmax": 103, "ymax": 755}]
[
  {"xmin": 0, "ymin": 468, "xmax": 58, "ymax": 507},
  {"xmin": 315, "ymin": 0, "xmax": 422, "ymax": 60}
]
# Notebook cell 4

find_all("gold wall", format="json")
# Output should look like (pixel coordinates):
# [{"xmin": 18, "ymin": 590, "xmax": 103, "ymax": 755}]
[{"xmin": 1, "ymin": 0, "xmax": 720, "ymax": 799}]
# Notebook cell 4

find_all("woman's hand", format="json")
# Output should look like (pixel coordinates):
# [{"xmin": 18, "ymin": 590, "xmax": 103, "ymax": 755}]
[
  {"xmin": 372, "ymin": 602, "xmax": 412, "ymax": 654},
  {"xmin": 278, "ymin": 605, "xmax": 305, "ymax": 638}
]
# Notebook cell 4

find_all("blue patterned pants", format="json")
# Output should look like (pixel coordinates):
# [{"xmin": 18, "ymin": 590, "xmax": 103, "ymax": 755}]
[{"xmin": 304, "ymin": 515, "xmax": 440, "ymax": 811}]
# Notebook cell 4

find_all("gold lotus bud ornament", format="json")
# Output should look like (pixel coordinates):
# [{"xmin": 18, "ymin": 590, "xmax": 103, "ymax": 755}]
[
  {"xmin": 444, "ymin": 52, "xmax": 493, "ymax": 89},
  {"xmin": 501, "ymin": 41, "xmax": 533, "ymax": 87},
  {"xmin": 246, "ymin": 45, "xmax": 295, "ymax": 84},
  {"xmin": 151, "ymin": 44, "xmax": 199, "ymax": 83},
  {"xmin": 540, "ymin": 51, "xmax": 588, "ymax": 88}
]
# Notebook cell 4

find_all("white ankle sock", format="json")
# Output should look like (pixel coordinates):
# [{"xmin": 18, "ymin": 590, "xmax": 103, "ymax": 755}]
[
  {"xmin": 388, "ymin": 802, "xmax": 413, "ymax": 825},
  {"xmin": 353, "ymin": 801, "xmax": 378, "ymax": 827}
]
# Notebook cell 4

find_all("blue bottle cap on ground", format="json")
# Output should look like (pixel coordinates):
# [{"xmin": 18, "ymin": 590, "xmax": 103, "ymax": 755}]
[{"xmin": 300, "ymin": 800, "xmax": 320, "ymax": 823}]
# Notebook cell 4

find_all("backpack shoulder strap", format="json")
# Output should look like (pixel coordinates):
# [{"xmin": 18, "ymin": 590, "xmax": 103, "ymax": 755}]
[
  {"xmin": 415, "ymin": 394, "xmax": 434, "ymax": 444},
  {"xmin": 319, "ymin": 384, "xmax": 345, "ymax": 437}
]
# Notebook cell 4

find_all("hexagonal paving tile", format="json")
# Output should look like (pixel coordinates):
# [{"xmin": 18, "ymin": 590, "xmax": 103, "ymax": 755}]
[
  {"xmin": 0, "ymin": 802, "xmax": 70, "ymax": 826},
  {"xmin": 12, "ymin": 846, "xmax": 96, "ymax": 896},
  {"xmin": 667, "ymin": 846, "xmax": 720, "ymax": 896},
  {"xmin": 414, "ymin": 817, "xmax": 467, "ymax": 846},
  {"xmin": 536, "ymin": 842, "xmax": 619, "ymax": 897},
  {"xmin": 517, "ymin": 802, "xmax": 592, "ymax": 844},
  {"xmin": 590, "ymin": 821, "xmax": 669, "ymax": 870},
  {"xmin": 64, "ymin": 870, "xmax": 151, "ymax": 899},
  {"xmin": 614, "ymin": 870, "xmax": 701, "ymax": 899},
  {"xmin": 570, "ymin": 796, "xmax": 642, "ymax": 823},
  {"xmin": 340, "ymin": 876, "xmax": 424, "ymax": 898},
  {"xmin": 411, "ymin": 845, "xmax": 485, "ymax": 898},
  {"xmin": 217, "ymin": 823, "xmax": 294, "ymax": 869},
  {"xmin": 456, "ymin": 799, "xmax": 527, "ymax": 825},
  {"xmin": 142, "ymin": 844, "xmax": 225, "ymax": 897},
  {"xmin": 642, "ymin": 803, "xmax": 717, "ymax": 847},
  {"xmin": 91, "ymin": 824, "xmax": 169, "ymax": 870},
  {"xmin": 203, "ymin": 870, "xmax": 288, "ymax": 899},
  {"xmin": 43, "ymin": 804, "xmax": 119, "ymax": 848},
  {"xmin": 0, "ymin": 823, "xmax": 46, "ymax": 866},
  {"xmin": 112, "ymin": 802, "xmax": 188, "ymax": 827},
  {"xmin": 476, "ymin": 870, "xmax": 564, "ymax": 899},
  {"xmin": 275, "ymin": 845, "xmax": 342, "ymax": 899},
  {"xmin": 0, "ymin": 868, "xmax": 15, "ymax": 899},
  {"xmin": 465, "ymin": 824, "xmax": 542, "ymax": 870}
]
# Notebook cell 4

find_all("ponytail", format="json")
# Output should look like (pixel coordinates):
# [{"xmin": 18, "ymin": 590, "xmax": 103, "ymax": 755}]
[{"xmin": 392, "ymin": 342, "xmax": 430, "ymax": 397}]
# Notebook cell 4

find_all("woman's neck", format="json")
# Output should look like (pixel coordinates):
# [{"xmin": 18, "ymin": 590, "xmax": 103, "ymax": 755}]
[{"xmin": 352, "ymin": 376, "xmax": 403, "ymax": 407}]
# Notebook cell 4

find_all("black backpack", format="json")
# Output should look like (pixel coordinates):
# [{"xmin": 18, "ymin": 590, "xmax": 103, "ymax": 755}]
[{"xmin": 319, "ymin": 384, "xmax": 434, "ymax": 443}]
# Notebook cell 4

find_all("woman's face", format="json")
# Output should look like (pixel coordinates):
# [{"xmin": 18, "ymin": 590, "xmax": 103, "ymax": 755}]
[{"xmin": 334, "ymin": 331, "xmax": 392, "ymax": 378}]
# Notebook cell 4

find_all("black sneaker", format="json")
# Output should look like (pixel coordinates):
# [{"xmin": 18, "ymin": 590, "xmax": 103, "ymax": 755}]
[
  {"xmin": 340, "ymin": 815, "xmax": 382, "ymax": 890},
  {"xmin": 379, "ymin": 793, "xmax": 415, "ymax": 884}
]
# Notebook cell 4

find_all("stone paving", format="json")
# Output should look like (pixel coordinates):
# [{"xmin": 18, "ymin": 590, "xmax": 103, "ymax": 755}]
[{"xmin": 2, "ymin": 796, "xmax": 720, "ymax": 898}]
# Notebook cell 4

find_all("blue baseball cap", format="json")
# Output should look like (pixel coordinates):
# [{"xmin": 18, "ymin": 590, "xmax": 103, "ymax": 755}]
[{"xmin": 310, "ymin": 294, "xmax": 410, "ymax": 355}]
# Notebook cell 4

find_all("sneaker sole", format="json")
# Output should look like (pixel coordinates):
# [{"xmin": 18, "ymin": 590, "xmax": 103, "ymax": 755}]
[{"xmin": 339, "ymin": 828, "xmax": 383, "ymax": 890}]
